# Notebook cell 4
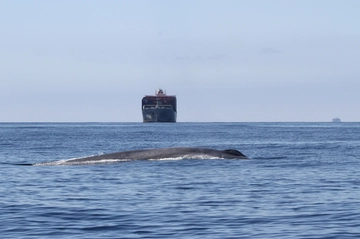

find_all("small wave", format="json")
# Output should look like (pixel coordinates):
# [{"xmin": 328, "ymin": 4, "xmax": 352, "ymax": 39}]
[
  {"xmin": 33, "ymin": 158, "xmax": 131, "ymax": 166},
  {"xmin": 148, "ymin": 156, "xmax": 184, "ymax": 161},
  {"xmin": 33, "ymin": 154, "xmax": 229, "ymax": 166},
  {"xmin": 253, "ymin": 156, "xmax": 288, "ymax": 160},
  {"xmin": 149, "ymin": 155, "xmax": 222, "ymax": 161}
]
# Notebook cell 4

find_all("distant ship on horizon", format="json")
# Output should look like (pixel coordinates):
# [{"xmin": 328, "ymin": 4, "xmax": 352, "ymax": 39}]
[
  {"xmin": 332, "ymin": 117, "xmax": 341, "ymax": 123},
  {"xmin": 141, "ymin": 89, "xmax": 177, "ymax": 122}
]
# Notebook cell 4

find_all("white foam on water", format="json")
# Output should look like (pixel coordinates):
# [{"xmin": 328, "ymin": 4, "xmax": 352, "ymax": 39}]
[
  {"xmin": 33, "ymin": 154, "xmax": 224, "ymax": 166},
  {"xmin": 148, "ymin": 154, "xmax": 221, "ymax": 161},
  {"xmin": 33, "ymin": 157, "xmax": 131, "ymax": 166}
]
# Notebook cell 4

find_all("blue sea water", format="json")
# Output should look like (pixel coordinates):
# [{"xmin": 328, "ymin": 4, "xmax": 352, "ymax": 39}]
[{"xmin": 1, "ymin": 122, "xmax": 360, "ymax": 238}]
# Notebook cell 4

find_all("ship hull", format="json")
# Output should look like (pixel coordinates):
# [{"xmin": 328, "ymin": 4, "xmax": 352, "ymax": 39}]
[
  {"xmin": 142, "ymin": 107, "xmax": 177, "ymax": 122},
  {"xmin": 142, "ymin": 89, "xmax": 177, "ymax": 123}
]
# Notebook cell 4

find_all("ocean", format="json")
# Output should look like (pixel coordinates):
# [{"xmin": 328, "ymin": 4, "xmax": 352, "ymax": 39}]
[{"xmin": 1, "ymin": 122, "xmax": 360, "ymax": 238}]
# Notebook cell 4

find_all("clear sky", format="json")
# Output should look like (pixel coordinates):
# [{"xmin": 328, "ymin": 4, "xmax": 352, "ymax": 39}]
[{"xmin": 1, "ymin": 0, "xmax": 359, "ymax": 122}]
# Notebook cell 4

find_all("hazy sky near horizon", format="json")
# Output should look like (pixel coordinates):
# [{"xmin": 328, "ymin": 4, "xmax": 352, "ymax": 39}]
[{"xmin": 1, "ymin": 0, "xmax": 359, "ymax": 122}]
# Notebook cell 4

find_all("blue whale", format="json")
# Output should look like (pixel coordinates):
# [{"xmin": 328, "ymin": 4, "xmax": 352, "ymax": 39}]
[{"xmin": 33, "ymin": 147, "xmax": 248, "ymax": 166}]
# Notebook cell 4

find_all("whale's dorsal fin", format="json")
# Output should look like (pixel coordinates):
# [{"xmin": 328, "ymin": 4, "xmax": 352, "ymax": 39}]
[{"xmin": 222, "ymin": 149, "xmax": 246, "ymax": 157}]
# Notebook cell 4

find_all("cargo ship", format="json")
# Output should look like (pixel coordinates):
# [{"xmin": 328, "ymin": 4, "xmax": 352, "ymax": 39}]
[
  {"xmin": 142, "ymin": 89, "xmax": 177, "ymax": 122},
  {"xmin": 332, "ymin": 117, "xmax": 341, "ymax": 123}
]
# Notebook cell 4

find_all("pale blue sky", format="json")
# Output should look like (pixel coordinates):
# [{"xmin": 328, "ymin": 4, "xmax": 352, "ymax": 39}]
[{"xmin": 1, "ymin": 0, "xmax": 359, "ymax": 122}]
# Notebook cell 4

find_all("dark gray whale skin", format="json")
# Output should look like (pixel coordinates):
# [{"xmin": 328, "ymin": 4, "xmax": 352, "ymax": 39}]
[
  {"xmin": 32, "ymin": 147, "xmax": 248, "ymax": 166},
  {"xmin": 75, "ymin": 147, "xmax": 247, "ymax": 161}
]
